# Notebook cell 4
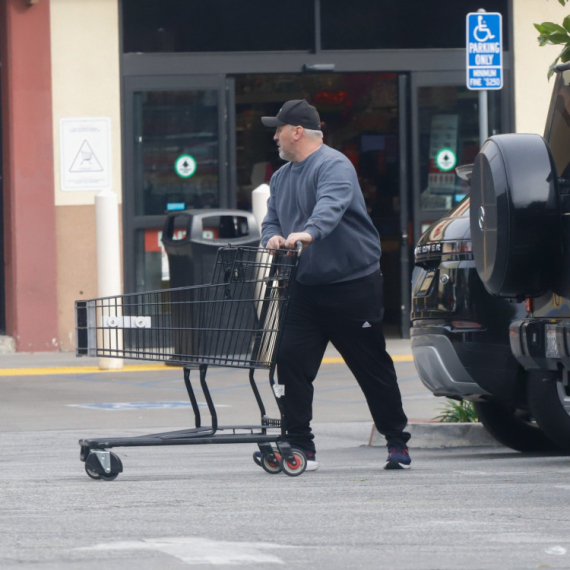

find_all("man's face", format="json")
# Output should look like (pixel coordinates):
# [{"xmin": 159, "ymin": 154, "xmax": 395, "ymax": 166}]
[{"xmin": 274, "ymin": 125, "xmax": 297, "ymax": 162}]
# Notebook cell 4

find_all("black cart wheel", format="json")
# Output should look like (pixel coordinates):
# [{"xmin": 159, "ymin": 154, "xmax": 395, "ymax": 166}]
[
  {"xmin": 85, "ymin": 463, "xmax": 102, "ymax": 480},
  {"xmin": 99, "ymin": 471, "xmax": 120, "ymax": 481},
  {"xmin": 473, "ymin": 400, "xmax": 560, "ymax": 452},
  {"xmin": 261, "ymin": 453, "xmax": 282, "ymax": 475},
  {"xmin": 84, "ymin": 451, "xmax": 123, "ymax": 481},
  {"xmin": 528, "ymin": 371, "xmax": 570, "ymax": 452},
  {"xmin": 280, "ymin": 450, "xmax": 307, "ymax": 477}
]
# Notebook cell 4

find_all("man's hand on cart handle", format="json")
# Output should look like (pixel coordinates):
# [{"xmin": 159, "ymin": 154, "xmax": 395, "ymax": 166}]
[
  {"xmin": 266, "ymin": 235, "xmax": 286, "ymax": 254},
  {"xmin": 266, "ymin": 233, "xmax": 310, "ymax": 255},
  {"xmin": 285, "ymin": 232, "xmax": 313, "ymax": 250}
]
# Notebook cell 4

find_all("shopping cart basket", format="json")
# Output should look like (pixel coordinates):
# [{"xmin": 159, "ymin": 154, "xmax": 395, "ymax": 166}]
[{"xmin": 76, "ymin": 245, "xmax": 307, "ymax": 479}]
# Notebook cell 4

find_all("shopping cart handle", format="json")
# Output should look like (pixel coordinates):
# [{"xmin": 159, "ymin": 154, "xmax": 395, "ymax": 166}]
[{"xmin": 278, "ymin": 242, "xmax": 303, "ymax": 255}]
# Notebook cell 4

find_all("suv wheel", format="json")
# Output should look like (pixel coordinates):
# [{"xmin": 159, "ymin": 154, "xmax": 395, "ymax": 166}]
[
  {"xmin": 473, "ymin": 400, "xmax": 560, "ymax": 452},
  {"xmin": 528, "ymin": 371, "xmax": 570, "ymax": 451}
]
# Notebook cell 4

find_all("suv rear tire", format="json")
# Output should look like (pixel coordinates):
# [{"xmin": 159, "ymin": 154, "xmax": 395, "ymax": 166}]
[
  {"xmin": 528, "ymin": 370, "xmax": 570, "ymax": 451},
  {"xmin": 473, "ymin": 400, "xmax": 560, "ymax": 452}
]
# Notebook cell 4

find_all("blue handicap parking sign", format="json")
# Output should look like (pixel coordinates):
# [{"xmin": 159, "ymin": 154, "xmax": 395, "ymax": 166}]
[{"xmin": 466, "ymin": 12, "xmax": 503, "ymax": 90}]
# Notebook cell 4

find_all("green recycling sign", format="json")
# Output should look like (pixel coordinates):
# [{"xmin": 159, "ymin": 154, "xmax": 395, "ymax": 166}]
[
  {"xmin": 435, "ymin": 148, "xmax": 457, "ymax": 172},
  {"xmin": 174, "ymin": 154, "xmax": 197, "ymax": 178}
]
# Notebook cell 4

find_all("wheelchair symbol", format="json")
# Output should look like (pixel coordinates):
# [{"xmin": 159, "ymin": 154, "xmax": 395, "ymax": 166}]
[{"xmin": 473, "ymin": 15, "xmax": 495, "ymax": 42}]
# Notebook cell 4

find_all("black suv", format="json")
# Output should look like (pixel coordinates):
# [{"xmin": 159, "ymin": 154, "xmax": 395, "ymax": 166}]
[
  {"xmin": 411, "ymin": 196, "xmax": 559, "ymax": 451},
  {"xmin": 468, "ymin": 63, "xmax": 570, "ymax": 452}
]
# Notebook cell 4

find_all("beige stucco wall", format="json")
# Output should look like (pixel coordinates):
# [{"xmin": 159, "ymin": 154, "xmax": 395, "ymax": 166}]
[
  {"xmin": 50, "ymin": 0, "xmax": 122, "ymax": 349},
  {"xmin": 513, "ymin": 0, "xmax": 569, "ymax": 134},
  {"xmin": 50, "ymin": 0, "xmax": 122, "ymax": 205}
]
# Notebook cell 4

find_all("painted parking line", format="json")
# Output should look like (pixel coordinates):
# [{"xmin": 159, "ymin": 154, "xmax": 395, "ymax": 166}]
[
  {"xmin": 78, "ymin": 537, "xmax": 291, "ymax": 565},
  {"xmin": 0, "ymin": 354, "xmax": 414, "ymax": 377},
  {"xmin": 68, "ymin": 401, "xmax": 230, "ymax": 410},
  {"xmin": 0, "ymin": 364, "xmax": 170, "ymax": 377}
]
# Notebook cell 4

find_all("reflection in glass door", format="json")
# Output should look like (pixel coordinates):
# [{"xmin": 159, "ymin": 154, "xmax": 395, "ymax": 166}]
[
  {"xmin": 124, "ymin": 77, "xmax": 227, "ymax": 293},
  {"xmin": 412, "ymin": 73, "xmax": 502, "ymax": 241}
]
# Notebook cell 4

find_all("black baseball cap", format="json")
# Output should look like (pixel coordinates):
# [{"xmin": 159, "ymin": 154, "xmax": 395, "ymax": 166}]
[{"xmin": 261, "ymin": 100, "xmax": 321, "ymax": 130}]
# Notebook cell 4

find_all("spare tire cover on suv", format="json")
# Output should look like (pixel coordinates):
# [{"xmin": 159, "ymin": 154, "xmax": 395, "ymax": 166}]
[{"xmin": 470, "ymin": 134, "xmax": 560, "ymax": 298}]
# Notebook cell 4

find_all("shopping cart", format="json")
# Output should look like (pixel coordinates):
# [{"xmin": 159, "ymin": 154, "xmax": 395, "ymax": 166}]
[{"xmin": 76, "ymin": 245, "xmax": 306, "ymax": 480}]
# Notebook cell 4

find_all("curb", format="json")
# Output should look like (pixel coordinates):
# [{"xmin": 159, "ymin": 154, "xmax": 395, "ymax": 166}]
[
  {"xmin": 369, "ymin": 422, "xmax": 502, "ymax": 449},
  {"xmin": 313, "ymin": 421, "xmax": 502, "ymax": 449}
]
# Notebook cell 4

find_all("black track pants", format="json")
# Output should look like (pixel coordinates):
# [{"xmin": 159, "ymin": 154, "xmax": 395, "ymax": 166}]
[{"xmin": 276, "ymin": 270, "xmax": 410, "ymax": 454}]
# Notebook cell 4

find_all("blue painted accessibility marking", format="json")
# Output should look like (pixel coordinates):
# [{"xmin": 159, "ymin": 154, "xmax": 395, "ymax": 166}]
[{"xmin": 68, "ymin": 401, "xmax": 230, "ymax": 410}]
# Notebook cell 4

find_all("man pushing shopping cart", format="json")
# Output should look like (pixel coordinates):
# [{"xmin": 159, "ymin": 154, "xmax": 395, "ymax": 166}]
[
  {"xmin": 259, "ymin": 99, "xmax": 411, "ymax": 471},
  {"xmin": 75, "ymin": 100, "xmax": 410, "ymax": 481}
]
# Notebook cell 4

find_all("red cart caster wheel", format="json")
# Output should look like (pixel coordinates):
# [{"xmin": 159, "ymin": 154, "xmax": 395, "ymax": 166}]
[
  {"xmin": 261, "ymin": 452, "xmax": 282, "ymax": 475},
  {"xmin": 280, "ymin": 449, "xmax": 307, "ymax": 477}
]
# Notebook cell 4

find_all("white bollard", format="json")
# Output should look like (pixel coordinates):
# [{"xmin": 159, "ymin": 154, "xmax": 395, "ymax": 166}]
[
  {"xmin": 252, "ymin": 183, "xmax": 270, "ymax": 234},
  {"xmin": 95, "ymin": 188, "xmax": 123, "ymax": 370},
  {"xmin": 251, "ymin": 184, "xmax": 271, "ymax": 325}
]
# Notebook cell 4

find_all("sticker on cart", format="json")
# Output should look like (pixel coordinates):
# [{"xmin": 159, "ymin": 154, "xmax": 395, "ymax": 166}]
[
  {"xmin": 272, "ymin": 384, "xmax": 285, "ymax": 398},
  {"xmin": 102, "ymin": 316, "xmax": 151, "ymax": 329}
]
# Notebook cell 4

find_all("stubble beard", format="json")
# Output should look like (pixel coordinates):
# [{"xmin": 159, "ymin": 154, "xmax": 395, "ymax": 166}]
[{"xmin": 278, "ymin": 144, "xmax": 296, "ymax": 162}]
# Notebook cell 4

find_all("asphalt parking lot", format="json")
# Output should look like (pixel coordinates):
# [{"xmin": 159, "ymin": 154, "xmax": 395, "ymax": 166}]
[{"xmin": 1, "ymin": 341, "xmax": 569, "ymax": 569}]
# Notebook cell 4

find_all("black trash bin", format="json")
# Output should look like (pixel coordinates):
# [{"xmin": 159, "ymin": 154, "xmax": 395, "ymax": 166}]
[
  {"xmin": 162, "ymin": 209, "xmax": 261, "ymax": 287},
  {"xmin": 162, "ymin": 210, "xmax": 261, "ymax": 362}
]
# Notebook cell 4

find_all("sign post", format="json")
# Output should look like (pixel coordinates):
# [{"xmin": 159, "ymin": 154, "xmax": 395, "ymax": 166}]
[{"xmin": 466, "ymin": 9, "xmax": 503, "ymax": 148}]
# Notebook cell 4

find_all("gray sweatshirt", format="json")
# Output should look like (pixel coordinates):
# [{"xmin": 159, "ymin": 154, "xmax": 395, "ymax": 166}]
[{"xmin": 261, "ymin": 144, "xmax": 381, "ymax": 285}]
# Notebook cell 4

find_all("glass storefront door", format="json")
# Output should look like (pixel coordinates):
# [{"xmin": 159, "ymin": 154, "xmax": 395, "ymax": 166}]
[
  {"xmin": 123, "ymin": 76, "xmax": 228, "ymax": 292},
  {"xmin": 411, "ymin": 71, "xmax": 503, "ymax": 241},
  {"xmin": 123, "ymin": 72, "xmax": 412, "ymax": 334},
  {"xmin": 133, "ymin": 90, "xmax": 221, "ymax": 216},
  {"xmin": 123, "ymin": 72, "xmax": 410, "ymax": 332}
]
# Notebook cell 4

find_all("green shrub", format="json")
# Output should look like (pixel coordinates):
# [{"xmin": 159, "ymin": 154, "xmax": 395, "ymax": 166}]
[
  {"xmin": 434, "ymin": 399, "xmax": 478, "ymax": 423},
  {"xmin": 535, "ymin": 0, "xmax": 570, "ymax": 78}
]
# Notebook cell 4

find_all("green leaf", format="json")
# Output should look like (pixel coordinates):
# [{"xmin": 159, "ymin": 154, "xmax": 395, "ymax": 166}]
[
  {"xmin": 535, "ymin": 23, "xmax": 548, "ymax": 34},
  {"xmin": 538, "ymin": 36, "xmax": 550, "ymax": 46},
  {"xmin": 563, "ymin": 15, "xmax": 570, "ymax": 33},
  {"xmin": 548, "ymin": 61, "xmax": 559, "ymax": 80},
  {"xmin": 540, "ymin": 21, "xmax": 568, "ymax": 34},
  {"xmin": 559, "ymin": 0, "xmax": 568, "ymax": 6},
  {"xmin": 545, "ymin": 32, "xmax": 570, "ymax": 44}
]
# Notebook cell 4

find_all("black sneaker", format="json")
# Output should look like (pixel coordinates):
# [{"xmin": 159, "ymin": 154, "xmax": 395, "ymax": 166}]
[{"xmin": 384, "ymin": 443, "xmax": 411, "ymax": 470}]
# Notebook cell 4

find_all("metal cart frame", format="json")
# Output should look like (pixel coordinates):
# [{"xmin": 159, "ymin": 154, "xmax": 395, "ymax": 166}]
[{"xmin": 76, "ymin": 246, "xmax": 306, "ymax": 479}]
